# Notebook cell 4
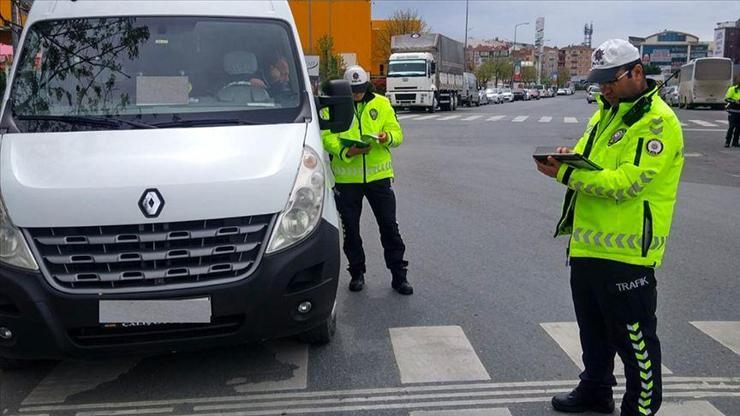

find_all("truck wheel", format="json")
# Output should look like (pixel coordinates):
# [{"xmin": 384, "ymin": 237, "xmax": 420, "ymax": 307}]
[{"xmin": 297, "ymin": 304, "xmax": 336, "ymax": 345}]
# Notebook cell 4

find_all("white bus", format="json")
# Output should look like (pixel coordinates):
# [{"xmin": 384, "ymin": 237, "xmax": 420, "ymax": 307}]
[{"xmin": 678, "ymin": 57, "xmax": 733, "ymax": 109}]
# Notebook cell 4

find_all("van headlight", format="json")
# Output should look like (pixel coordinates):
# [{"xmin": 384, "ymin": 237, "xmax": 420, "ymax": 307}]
[
  {"xmin": 266, "ymin": 146, "xmax": 325, "ymax": 254},
  {"xmin": 0, "ymin": 195, "xmax": 38, "ymax": 270}
]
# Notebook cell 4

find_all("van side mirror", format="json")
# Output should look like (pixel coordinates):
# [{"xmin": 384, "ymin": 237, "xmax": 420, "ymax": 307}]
[
  {"xmin": 430, "ymin": 62, "xmax": 436, "ymax": 75},
  {"xmin": 317, "ymin": 80, "xmax": 353, "ymax": 133}
]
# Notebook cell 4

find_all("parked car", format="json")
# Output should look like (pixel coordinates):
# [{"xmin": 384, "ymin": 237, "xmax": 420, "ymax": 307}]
[
  {"xmin": 586, "ymin": 85, "xmax": 601, "ymax": 103},
  {"xmin": 664, "ymin": 85, "xmax": 679, "ymax": 107},
  {"xmin": 512, "ymin": 89, "xmax": 526, "ymax": 101},
  {"xmin": 478, "ymin": 89, "xmax": 489, "ymax": 105},
  {"xmin": 500, "ymin": 87, "xmax": 514, "ymax": 102},
  {"xmin": 485, "ymin": 88, "xmax": 500, "ymax": 104},
  {"xmin": 528, "ymin": 88, "xmax": 540, "ymax": 100},
  {"xmin": 557, "ymin": 88, "xmax": 567, "ymax": 95}
]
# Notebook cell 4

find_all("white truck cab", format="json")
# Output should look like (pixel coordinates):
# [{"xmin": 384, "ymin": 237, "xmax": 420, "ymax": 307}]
[{"xmin": 0, "ymin": 0, "xmax": 353, "ymax": 367}]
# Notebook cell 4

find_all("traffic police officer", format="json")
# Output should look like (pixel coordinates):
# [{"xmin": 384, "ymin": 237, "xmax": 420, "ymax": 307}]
[
  {"xmin": 724, "ymin": 76, "xmax": 740, "ymax": 148},
  {"xmin": 321, "ymin": 65, "xmax": 413, "ymax": 295},
  {"xmin": 535, "ymin": 39, "xmax": 684, "ymax": 416}
]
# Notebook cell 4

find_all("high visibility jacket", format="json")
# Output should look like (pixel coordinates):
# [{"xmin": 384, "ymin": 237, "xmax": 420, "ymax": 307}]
[
  {"xmin": 725, "ymin": 85, "xmax": 740, "ymax": 113},
  {"xmin": 554, "ymin": 81, "xmax": 684, "ymax": 267},
  {"xmin": 321, "ymin": 92, "xmax": 404, "ymax": 184}
]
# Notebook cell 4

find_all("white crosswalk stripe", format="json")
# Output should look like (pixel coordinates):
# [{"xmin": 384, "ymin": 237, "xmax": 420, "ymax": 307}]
[
  {"xmin": 564, "ymin": 117, "xmax": 578, "ymax": 123},
  {"xmin": 462, "ymin": 115, "xmax": 483, "ymax": 121},
  {"xmin": 680, "ymin": 122, "xmax": 689, "ymax": 127},
  {"xmin": 540, "ymin": 322, "xmax": 673, "ymax": 375},
  {"xmin": 410, "ymin": 409, "xmax": 512, "ymax": 416},
  {"xmin": 438, "ymin": 115, "xmax": 461, "ymax": 121},
  {"xmin": 512, "ymin": 116, "xmax": 528, "ymax": 122},
  {"xmin": 690, "ymin": 321, "xmax": 740, "ymax": 356},
  {"xmin": 487, "ymin": 115, "xmax": 505, "ymax": 121},
  {"xmin": 397, "ymin": 114, "xmax": 420, "ymax": 120},
  {"xmin": 539, "ymin": 116, "xmax": 552, "ymax": 123},
  {"xmin": 414, "ymin": 115, "xmax": 440, "ymax": 121},
  {"xmin": 660, "ymin": 400, "xmax": 726, "ymax": 415},
  {"xmin": 390, "ymin": 326, "xmax": 491, "ymax": 384},
  {"xmin": 715, "ymin": 120, "xmax": 729, "ymax": 125},
  {"xmin": 689, "ymin": 119, "xmax": 718, "ymax": 127}
]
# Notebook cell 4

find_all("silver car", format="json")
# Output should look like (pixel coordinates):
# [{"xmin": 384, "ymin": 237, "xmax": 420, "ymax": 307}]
[{"xmin": 586, "ymin": 85, "xmax": 601, "ymax": 103}]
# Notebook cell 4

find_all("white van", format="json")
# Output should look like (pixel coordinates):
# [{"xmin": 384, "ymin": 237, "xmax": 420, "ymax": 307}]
[{"xmin": 0, "ymin": 0, "xmax": 353, "ymax": 368}]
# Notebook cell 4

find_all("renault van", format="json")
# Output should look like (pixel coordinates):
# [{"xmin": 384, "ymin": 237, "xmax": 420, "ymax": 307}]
[{"xmin": 0, "ymin": 0, "xmax": 352, "ymax": 368}]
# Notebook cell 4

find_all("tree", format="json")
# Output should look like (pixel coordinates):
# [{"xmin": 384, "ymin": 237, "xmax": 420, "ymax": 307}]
[
  {"xmin": 521, "ymin": 66, "xmax": 537, "ymax": 84},
  {"xmin": 557, "ymin": 67, "xmax": 571, "ymax": 87},
  {"xmin": 317, "ymin": 34, "xmax": 345, "ymax": 82},
  {"xmin": 475, "ymin": 60, "xmax": 494, "ymax": 87},
  {"xmin": 493, "ymin": 58, "xmax": 514, "ymax": 85},
  {"xmin": 373, "ymin": 9, "xmax": 430, "ymax": 75},
  {"xmin": 643, "ymin": 63, "xmax": 662, "ymax": 75}
]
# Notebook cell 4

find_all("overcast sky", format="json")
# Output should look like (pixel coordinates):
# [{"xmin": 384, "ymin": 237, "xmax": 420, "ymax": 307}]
[{"xmin": 371, "ymin": 1, "xmax": 740, "ymax": 47}]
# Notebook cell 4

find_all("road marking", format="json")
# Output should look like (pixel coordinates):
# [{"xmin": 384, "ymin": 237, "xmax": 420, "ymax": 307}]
[
  {"xmin": 77, "ymin": 408, "xmax": 174, "ymax": 416},
  {"xmin": 18, "ymin": 377, "xmax": 737, "ymax": 414},
  {"xmin": 540, "ymin": 322, "xmax": 673, "ymax": 375},
  {"xmin": 397, "ymin": 114, "xmax": 421, "ymax": 120},
  {"xmin": 690, "ymin": 321, "xmax": 740, "ymax": 355},
  {"xmin": 487, "ymin": 115, "xmax": 505, "ymax": 121},
  {"xmin": 22, "ymin": 357, "xmax": 140, "ymax": 405},
  {"xmin": 462, "ymin": 115, "xmax": 483, "ymax": 121},
  {"xmin": 538, "ymin": 116, "xmax": 552, "ymax": 123},
  {"xmin": 511, "ymin": 116, "xmax": 528, "ymax": 122},
  {"xmin": 660, "ymin": 400, "xmax": 726, "ymax": 415},
  {"xmin": 680, "ymin": 122, "xmax": 689, "ymax": 127},
  {"xmin": 715, "ymin": 120, "xmax": 729, "ymax": 125},
  {"xmin": 410, "ymin": 409, "xmax": 512, "ymax": 416},
  {"xmin": 438, "ymin": 115, "xmax": 461, "ymax": 121},
  {"xmin": 689, "ymin": 119, "xmax": 718, "ymax": 127},
  {"xmin": 389, "ymin": 326, "xmax": 491, "ymax": 384},
  {"xmin": 227, "ymin": 340, "xmax": 308, "ymax": 393},
  {"xmin": 683, "ymin": 128, "xmax": 726, "ymax": 132},
  {"xmin": 684, "ymin": 152, "xmax": 703, "ymax": 157},
  {"xmin": 564, "ymin": 117, "xmax": 578, "ymax": 123},
  {"xmin": 414, "ymin": 115, "xmax": 441, "ymax": 121}
]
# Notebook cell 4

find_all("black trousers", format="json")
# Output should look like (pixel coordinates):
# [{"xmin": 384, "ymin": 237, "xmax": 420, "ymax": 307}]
[
  {"xmin": 570, "ymin": 257, "xmax": 662, "ymax": 416},
  {"xmin": 726, "ymin": 112, "xmax": 740, "ymax": 145},
  {"xmin": 334, "ymin": 178, "xmax": 408, "ymax": 279}
]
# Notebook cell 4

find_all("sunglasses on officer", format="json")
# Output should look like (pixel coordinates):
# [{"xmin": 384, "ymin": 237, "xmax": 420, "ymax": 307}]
[{"xmin": 600, "ymin": 63, "xmax": 640, "ymax": 87}]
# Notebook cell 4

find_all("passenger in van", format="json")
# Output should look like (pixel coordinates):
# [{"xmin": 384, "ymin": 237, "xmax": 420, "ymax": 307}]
[{"xmin": 321, "ymin": 66, "xmax": 413, "ymax": 295}]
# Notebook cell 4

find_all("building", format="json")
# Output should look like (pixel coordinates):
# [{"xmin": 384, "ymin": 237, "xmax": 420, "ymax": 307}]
[
  {"xmin": 469, "ymin": 43, "xmax": 510, "ymax": 68},
  {"xmin": 541, "ymin": 46, "xmax": 559, "ymax": 83},
  {"xmin": 629, "ymin": 30, "xmax": 711, "ymax": 76},
  {"xmin": 371, "ymin": 19, "xmax": 388, "ymax": 76},
  {"xmin": 559, "ymin": 44, "xmax": 592, "ymax": 80},
  {"xmin": 714, "ymin": 20, "xmax": 740, "ymax": 68},
  {"xmin": 289, "ymin": 0, "xmax": 371, "ymax": 72}
]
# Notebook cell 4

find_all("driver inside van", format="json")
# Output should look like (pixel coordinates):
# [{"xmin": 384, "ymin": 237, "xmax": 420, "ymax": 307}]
[{"xmin": 250, "ymin": 52, "xmax": 291, "ymax": 97}]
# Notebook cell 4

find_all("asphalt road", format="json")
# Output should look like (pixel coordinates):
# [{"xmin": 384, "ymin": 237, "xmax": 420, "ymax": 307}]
[{"xmin": 2, "ymin": 92, "xmax": 738, "ymax": 416}]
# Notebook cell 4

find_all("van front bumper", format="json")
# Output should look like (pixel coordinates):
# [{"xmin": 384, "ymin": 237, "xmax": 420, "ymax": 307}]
[{"xmin": 0, "ymin": 220, "xmax": 339, "ymax": 360}]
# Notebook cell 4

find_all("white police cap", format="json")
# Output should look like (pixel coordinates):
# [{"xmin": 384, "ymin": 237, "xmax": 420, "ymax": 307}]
[
  {"xmin": 344, "ymin": 65, "xmax": 369, "ymax": 93},
  {"xmin": 587, "ymin": 39, "xmax": 642, "ymax": 84}
]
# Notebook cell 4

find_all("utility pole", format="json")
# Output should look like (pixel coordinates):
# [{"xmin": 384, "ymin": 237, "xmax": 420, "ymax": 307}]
[
  {"xmin": 11, "ymin": 0, "xmax": 20, "ymax": 50},
  {"xmin": 464, "ymin": 0, "xmax": 469, "ymax": 71}
]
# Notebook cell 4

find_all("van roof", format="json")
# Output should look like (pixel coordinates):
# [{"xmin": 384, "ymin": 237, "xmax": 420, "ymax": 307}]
[{"xmin": 27, "ymin": 0, "xmax": 292, "ymax": 23}]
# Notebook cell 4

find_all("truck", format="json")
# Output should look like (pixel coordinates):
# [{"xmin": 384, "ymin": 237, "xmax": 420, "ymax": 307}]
[
  {"xmin": 385, "ymin": 33, "xmax": 465, "ymax": 113},
  {"xmin": 0, "ymin": 0, "xmax": 354, "ymax": 368}
]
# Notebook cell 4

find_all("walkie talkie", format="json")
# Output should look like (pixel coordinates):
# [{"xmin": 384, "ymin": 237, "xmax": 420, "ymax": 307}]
[{"xmin": 622, "ymin": 70, "xmax": 680, "ymax": 126}]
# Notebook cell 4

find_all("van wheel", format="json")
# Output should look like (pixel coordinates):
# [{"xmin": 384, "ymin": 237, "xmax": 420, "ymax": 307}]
[
  {"xmin": 0, "ymin": 357, "xmax": 31, "ymax": 370},
  {"xmin": 298, "ymin": 305, "xmax": 336, "ymax": 345}
]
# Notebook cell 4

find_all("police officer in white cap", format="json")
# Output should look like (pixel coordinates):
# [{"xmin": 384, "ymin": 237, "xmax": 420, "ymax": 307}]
[
  {"xmin": 536, "ymin": 39, "xmax": 684, "ymax": 416},
  {"xmin": 321, "ymin": 65, "xmax": 412, "ymax": 295}
]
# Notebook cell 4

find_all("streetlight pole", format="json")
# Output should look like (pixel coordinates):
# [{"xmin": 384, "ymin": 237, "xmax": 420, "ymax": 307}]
[
  {"xmin": 512, "ymin": 22, "xmax": 529, "ymax": 87},
  {"xmin": 464, "ymin": 0, "xmax": 469, "ymax": 71}
]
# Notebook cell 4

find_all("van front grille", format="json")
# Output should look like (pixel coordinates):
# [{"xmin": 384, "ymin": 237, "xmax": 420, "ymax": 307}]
[{"xmin": 25, "ymin": 215, "xmax": 274, "ymax": 293}]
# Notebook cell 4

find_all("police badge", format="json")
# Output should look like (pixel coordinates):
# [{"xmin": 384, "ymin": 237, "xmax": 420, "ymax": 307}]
[
  {"xmin": 608, "ymin": 129, "xmax": 626, "ymax": 146},
  {"xmin": 369, "ymin": 109, "xmax": 378, "ymax": 120},
  {"xmin": 646, "ymin": 139, "xmax": 664, "ymax": 156}
]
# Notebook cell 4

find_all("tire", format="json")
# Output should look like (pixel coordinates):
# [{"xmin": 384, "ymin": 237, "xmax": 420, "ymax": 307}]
[
  {"xmin": 428, "ymin": 97, "xmax": 437, "ymax": 113},
  {"xmin": 298, "ymin": 304, "xmax": 336, "ymax": 345}
]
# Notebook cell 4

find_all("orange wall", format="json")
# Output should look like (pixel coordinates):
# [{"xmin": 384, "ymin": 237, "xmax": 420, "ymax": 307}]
[
  {"xmin": 289, "ymin": 0, "xmax": 372, "ymax": 74},
  {"xmin": 371, "ymin": 19, "xmax": 388, "ymax": 76}
]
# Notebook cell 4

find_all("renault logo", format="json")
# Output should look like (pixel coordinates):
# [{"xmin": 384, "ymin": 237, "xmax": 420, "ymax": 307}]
[{"xmin": 139, "ymin": 189, "xmax": 164, "ymax": 218}]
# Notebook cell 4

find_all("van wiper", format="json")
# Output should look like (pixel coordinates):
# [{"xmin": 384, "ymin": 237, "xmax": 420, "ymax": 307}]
[
  {"xmin": 154, "ymin": 118, "xmax": 258, "ymax": 128},
  {"xmin": 16, "ymin": 115, "xmax": 158, "ymax": 129}
]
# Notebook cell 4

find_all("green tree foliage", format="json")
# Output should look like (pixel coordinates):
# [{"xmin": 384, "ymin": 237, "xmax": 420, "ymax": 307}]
[{"xmin": 317, "ymin": 34, "xmax": 345, "ymax": 82}]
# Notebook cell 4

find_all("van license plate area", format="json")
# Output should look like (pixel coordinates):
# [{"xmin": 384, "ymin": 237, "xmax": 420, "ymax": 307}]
[{"xmin": 99, "ymin": 298, "xmax": 211, "ymax": 324}]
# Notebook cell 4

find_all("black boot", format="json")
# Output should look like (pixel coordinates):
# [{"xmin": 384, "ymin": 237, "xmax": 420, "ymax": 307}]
[
  {"xmin": 551, "ymin": 387, "xmax": 614, "ymax": 414},
  {"xmin": 733, "ymin": 142, "xmax": 740, "ymax": 147},
  {"xmin": 349, "ymin": 273, "xmax": 364, "ymax": 292},
  {"xmin": 391, "ymin": 270, "xmax": 413, "ymax": 295},
  {"xmin": 725, "ymin": 142, "xmax": 731, "ymax": 148}
]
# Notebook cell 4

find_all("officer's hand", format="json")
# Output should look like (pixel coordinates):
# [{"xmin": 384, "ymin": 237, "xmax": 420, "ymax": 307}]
[
  {"xmin": 347, "ymin": 146, "xmax": 370, "ymax": 157},
  {"xmin": 556, "ymin": 147, "xmax": 573, "ymax": 154},
  {"xmin": 535, "ymin": 156, "xmax": 562, "ymax": 178},
  {"xmin": 377, "ymin": 132, "xmax": 389, "ymax": 143}
]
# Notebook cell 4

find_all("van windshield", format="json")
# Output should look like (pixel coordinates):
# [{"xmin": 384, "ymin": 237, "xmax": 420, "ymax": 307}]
[{"xmin": 8, "ymin": 17, "xmax": 307, "ymax": 132}]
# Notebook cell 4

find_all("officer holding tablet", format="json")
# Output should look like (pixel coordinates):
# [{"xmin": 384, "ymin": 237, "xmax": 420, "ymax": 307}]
[{"xmin": 534, "ymin": 39, "xmax": 684, "ymax": 416}]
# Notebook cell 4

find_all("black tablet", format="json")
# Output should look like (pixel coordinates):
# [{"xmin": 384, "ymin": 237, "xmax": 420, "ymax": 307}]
[{"xmin": 533, "ymin": 147, "xmax": 602, "ymax": 171}]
